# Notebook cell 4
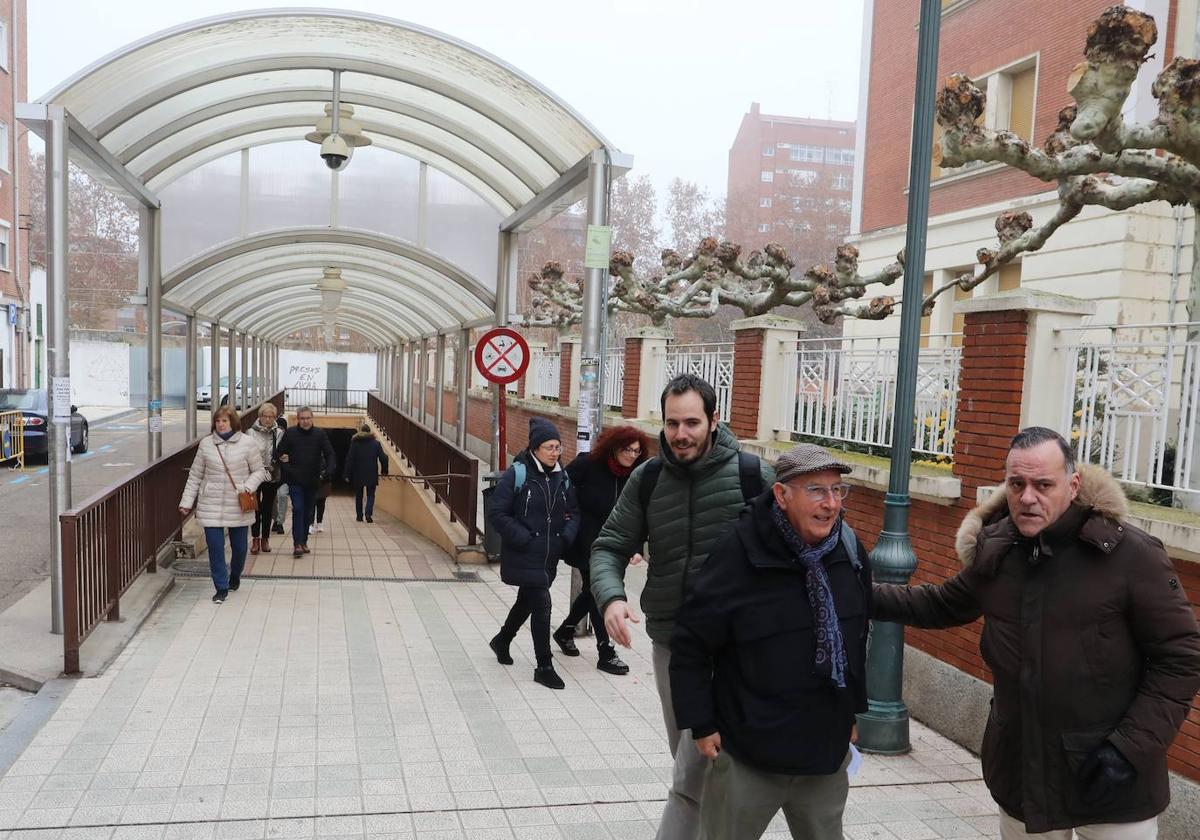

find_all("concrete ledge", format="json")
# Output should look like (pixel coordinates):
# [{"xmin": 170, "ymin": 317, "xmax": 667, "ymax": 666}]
[
  {"xmin": 730, "ymin": 314, "xmax": 809, "ymax": 332},
  {"xmin": 953, "ymin": 289, "xmax": 1096, "ymax": 317}
]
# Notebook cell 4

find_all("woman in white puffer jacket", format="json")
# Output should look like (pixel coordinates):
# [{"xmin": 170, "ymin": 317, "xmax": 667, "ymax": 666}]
[{"xmin": 179, "ymin": 406, "xmax": 270, "ymax": 603}]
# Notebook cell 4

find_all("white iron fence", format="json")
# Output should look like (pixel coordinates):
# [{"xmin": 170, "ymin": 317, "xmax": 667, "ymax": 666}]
[
  {"xmin": 602, "ymin": 347, "xmax": 624, "ymax": 411},
  {"xmin": 1059, "ymin": 322, "xmax": 1200, "ymax": 495},
  {"xmin": 530, "ymin": 351, "xmax": 562, "ymax": 401},
  {"xmin": 777, "ymin": 334, "xmax": 962, "ymax": 458},
  {"xmin": 656, "ymin": 342, "xmax": 735, "ymax": 421}
]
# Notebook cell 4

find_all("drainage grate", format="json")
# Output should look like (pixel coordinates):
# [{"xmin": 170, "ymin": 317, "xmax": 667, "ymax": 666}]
[{"xmin": 173, "ymin": 571, "xmax": 483, "ymax": 584}]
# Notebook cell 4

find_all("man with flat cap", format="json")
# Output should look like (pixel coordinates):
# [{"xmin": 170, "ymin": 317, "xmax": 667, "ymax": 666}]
[{"xmin": 670, "ymin": 443, "xmax": 870, "ymax": 840}]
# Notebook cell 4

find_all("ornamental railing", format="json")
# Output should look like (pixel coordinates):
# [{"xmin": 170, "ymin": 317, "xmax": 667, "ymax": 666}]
[
  {"xmin": 602, "ymin": 347, "xmax": 624, "ymax": 411},
  {"xmin": 655, "ymin": 342, "xmax": 735, "ymax": 421}
]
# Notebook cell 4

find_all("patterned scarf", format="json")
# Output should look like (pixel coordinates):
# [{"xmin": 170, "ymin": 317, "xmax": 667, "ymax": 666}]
[{"xmin": 770, "ymin": 501, "xmax": 848, "ymax": 688}]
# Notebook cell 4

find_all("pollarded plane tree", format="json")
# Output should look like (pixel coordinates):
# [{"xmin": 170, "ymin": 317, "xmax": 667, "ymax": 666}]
[{"xmin": 527, "ymin": 6, "xmax": 1194, "ymax": 332}]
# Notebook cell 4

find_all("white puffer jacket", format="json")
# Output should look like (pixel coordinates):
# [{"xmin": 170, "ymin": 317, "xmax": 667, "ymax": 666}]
[
  {"xmin": 179, "ymin": 431, "xmax": 270, "ymax": 528},
  {"xmin": 247, "ymin": 419, "xmax": 283, "ymax": 483}
]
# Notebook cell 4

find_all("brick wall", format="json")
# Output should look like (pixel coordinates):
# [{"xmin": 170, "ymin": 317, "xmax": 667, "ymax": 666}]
[
  {"xmin": 729, "ymin": 328, "xmax": 764, "ymax": 439},
  {"xmin": 558, "ymin": 343, "xmax": 573, "ymax": 406},
  {"xmin": 622, "ymin": 336, "xmax": 641, "ymax": 419}
]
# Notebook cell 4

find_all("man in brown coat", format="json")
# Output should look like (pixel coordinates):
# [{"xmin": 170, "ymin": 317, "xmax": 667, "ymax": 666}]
[{"xmin": 874, "ymin": 427, "xmax": 1200, "ymax": 839}]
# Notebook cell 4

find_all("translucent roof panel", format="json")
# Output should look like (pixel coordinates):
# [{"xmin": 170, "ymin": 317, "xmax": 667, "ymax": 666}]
[
  {"xmin": 246, "ymin": 143, "xmax": 332, "ymax": 234},
  {"xmin": 160, "ymin": 152, "xmax": 242, "ymax": 271},
  {"xmin": 336, "ymin": 146, "xmax": 420, "ymax": 241}
]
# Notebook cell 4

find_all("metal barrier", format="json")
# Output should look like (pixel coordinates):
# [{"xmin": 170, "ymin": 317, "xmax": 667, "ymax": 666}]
[
  {"xmin": 0, "ymin": 410, "xmax": 25, "ymax": 468},
  {"xmin": 58, "ymin": 391, "xmax": 284, "ymax": 674},
  {"xmin": 285, "ymin": 388, "xmax": 371, "ymax": 413},
  {"xmin": 367, "ymin": 393, "xmax": 479, "ymax": 544}
]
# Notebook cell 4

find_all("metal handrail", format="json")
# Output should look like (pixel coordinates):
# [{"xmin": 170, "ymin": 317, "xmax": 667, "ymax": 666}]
[
  {"xmin": 58, "ymin": 391, "xmax": 285, "ymax": 674},
  {"xmin": 367, "ymin": 392, "xmax": 479, "ymax": 544}
]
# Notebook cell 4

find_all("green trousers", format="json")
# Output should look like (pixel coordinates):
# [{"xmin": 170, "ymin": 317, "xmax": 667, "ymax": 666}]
[{"xmin": 700, "ymin": 748, "xmax": 851, "ymax": 840}]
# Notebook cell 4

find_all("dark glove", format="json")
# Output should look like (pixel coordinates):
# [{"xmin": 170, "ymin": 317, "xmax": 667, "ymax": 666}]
[{"xmin": 1079, "ymin": 742, "xmax": 1136, "ymax": 806}]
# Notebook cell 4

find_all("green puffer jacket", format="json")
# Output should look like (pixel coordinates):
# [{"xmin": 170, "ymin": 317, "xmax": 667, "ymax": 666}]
[{"xmin": 589, "ymin": 423, "xmax": 775, "ymax": 644}]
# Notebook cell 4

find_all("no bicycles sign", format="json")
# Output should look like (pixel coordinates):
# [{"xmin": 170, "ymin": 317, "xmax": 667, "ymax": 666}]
[{"xmin": 474, "ymin": 327, "xmax": 529, "ymax": 385}]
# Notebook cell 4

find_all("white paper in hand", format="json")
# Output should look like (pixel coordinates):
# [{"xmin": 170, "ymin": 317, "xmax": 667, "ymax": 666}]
[{"xmin": 847, "ymin": 744, "xmax": 863, "ymax": 777}]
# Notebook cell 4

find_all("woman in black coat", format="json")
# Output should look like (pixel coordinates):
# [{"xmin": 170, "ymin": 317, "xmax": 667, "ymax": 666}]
[
  {"xmin": 553, "ymin": 425, "xmax": 651, "ymax": 675},
  {"xmin": 487, "ymin": 417, "xmax": 580, "ymax": 690},
  {"xmin": 343, "ymin": 423, "xmax": 389, "ymax": 523}
]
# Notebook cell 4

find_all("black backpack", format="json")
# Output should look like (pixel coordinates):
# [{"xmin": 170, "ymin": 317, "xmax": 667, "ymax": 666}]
[{"xmin": 637, "ymin": 450, "xmax": 764, "ymax": 510}]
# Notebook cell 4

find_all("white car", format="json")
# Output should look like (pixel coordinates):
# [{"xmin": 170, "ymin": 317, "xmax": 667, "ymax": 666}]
[{"xmin": 196, "ymin": 376, "xmax": 240, "ymax": 410}]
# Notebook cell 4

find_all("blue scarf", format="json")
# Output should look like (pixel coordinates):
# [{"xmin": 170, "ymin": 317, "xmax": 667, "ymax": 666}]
[
  {"xmin": 217, "ymin": 430, "xmax": 235, "ymax": 441},
  {"xmin": 770, "ymin": 501, "xmax": 849, "ymax": 688}
]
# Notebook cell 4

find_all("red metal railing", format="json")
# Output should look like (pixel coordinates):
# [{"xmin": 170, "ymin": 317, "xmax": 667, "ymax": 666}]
[
  {"xmin": 59, "ymin": 391, "xmax": 284, "ymax": 674},
  {"xmin": 367, "ymin": 393, "xmax": 479, "ymax": 545}
]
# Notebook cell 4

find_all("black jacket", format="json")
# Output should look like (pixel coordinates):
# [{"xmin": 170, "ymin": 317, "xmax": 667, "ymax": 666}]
[
  {"xmin": 563, "ymin": 455, "xmax": 630, "ymax": 570},
  {"xmin": 276, "ymin": 425, "xmax": 336, "ymax": 489},
  {"xmin": 671, "ymin": 491, "xmax": 871, "ymax": 775},
  {"xmin": 343, "ymin": 430, "xmax": 388, "ymax": 487},
  {"xmin": 488, "ymin": 450, "xmax": 580, "ymax": 587}
]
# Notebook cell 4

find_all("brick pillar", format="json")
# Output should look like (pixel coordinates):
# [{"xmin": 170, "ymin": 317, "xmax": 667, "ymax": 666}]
[
  {"xmin": 729, "ymin": 315, "xmax": 807, "ymax": 441},
  {"xmin": 558, "ymin": 339, "xmax": 575, "ymax": 405},
  {"xmin": 952, "ymin": 290, "xmax": 1096, "ymax": 509},
  {"xmin": 620, "ymin": 326, "xmax": 673, "ymax": 419}
]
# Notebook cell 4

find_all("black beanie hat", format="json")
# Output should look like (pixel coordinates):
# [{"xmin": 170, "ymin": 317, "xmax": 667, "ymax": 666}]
[{"xmin": 528, "ymin": 417, "xmax": 561, "ymax": 452}]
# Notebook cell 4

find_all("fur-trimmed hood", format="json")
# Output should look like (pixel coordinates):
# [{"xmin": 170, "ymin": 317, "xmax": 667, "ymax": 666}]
[{"xmin": 955, "ymin": 463, "xmax": 1128, "ymax": 566}]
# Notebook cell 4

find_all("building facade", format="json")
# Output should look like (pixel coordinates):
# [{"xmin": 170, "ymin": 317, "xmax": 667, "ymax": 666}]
[{"xmin": 0, "ymin": 0, "xmax": 26, "ymax": 389}]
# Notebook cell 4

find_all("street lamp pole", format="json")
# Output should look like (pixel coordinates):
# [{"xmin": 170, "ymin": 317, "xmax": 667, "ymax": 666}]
[{"xmin": 857, "ymin": 0, "xmax": 942, "ymax": 754}]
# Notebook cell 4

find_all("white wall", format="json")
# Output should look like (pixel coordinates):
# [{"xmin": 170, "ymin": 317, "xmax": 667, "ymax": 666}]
[
  {"xmin": 278, "ymin": 349, "xmax": 377, "ymax": 392},
  {"xmin": 70, "ymin": 340, "xmax": 130, "ymax": 406}
]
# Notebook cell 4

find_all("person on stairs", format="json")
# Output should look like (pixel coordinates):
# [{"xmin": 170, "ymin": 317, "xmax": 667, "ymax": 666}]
[
  {"xmin": 344, "ymin": 422, "xmax": 389, "ymax": 523},
  {"xmin": 487, "ymin": 417, "xmax": 580, "ymax": 689}
]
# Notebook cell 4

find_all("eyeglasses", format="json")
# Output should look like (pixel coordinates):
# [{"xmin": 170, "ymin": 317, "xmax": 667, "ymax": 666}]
[
  {"xmin": 619, "ymin": 445, "xmax": 642, "ymax": 456},
  {"xmin": 537, "ymin": 443, "xmax": 562, "ymax": 453},
  {"xmin": 799, "ymin": 483, "xmax": 851, "ymax": 502}
]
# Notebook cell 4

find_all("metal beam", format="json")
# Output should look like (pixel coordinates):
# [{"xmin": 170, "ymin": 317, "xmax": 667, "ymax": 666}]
[
  {"xmin": 185, "ymin": 315, "xmax": 197, "ymax": 442},
  {"xmin": 142, "ymin": 206, "xmax": 163, "ymax": 460},
  {"xmin": 209, "ymin": 321, "xmax": 220, "ymax": 426},
  {"xmin": 500, "ymin": 148, "xmax": 632, "ymax": 234}
]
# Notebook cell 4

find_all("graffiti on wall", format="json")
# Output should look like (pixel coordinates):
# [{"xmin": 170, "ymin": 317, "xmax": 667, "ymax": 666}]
[{"xmin": 288, "ymin": 364, "xmax": 322, "ymax": 389}]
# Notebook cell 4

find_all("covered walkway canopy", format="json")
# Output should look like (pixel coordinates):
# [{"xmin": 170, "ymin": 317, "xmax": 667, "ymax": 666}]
[{"xmin": 22, "ymin": 9, "xmax": 630, "ymax": 634}]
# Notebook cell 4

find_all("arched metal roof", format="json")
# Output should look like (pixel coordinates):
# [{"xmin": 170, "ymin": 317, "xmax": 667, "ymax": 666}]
[{"xmin": 37, "ymin": 9, "xmax": 625, "ymax": 345}]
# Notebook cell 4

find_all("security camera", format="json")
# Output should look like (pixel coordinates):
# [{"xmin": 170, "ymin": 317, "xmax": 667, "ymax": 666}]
[{"xmin": 320, "ymin": 134, "xmax": 351, "ymax": 171}]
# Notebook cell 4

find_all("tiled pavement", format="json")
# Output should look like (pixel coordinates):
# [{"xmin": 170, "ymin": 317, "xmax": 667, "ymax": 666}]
[{"xmin": 0, "ymin": 497, "xmax": 999, "ymax": 839}]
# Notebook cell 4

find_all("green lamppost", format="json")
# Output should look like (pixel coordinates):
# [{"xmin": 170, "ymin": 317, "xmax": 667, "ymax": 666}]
[{"xmin": 856, "ymin": 0, "xmax": 943, "ymax": 754}]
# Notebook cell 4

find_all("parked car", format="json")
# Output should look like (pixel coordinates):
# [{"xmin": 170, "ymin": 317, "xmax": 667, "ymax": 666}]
[
  {"xmin": 196, "ymin": 376, "xmax": 239, "ymax": 410},
  {"xmin": 0, "ymin": 389, "xmax": 89, "ymax": 458}
]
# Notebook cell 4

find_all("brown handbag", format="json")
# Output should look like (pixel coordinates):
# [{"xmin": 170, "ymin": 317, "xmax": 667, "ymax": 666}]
[{"xmin": 216, "ymin": 439, "xmax": 258, "ymax": 512}]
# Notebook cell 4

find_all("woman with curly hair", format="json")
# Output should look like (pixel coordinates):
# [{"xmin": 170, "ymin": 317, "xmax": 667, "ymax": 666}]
[{"xmin": 553, "ymin": 424, "xmax": 652, "ymax": 675}]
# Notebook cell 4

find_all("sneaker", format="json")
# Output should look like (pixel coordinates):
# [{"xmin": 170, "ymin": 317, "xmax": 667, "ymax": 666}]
[
  {"xmin": 316, "ymin": 523, "xmax": 325, "ymax": 533},
  {"xmin": 308, "ymin": 524, "xmax": 316, "ymax": 535},
  {"xmin": 597, "ymin": 645, "xmax": 630, "ymax": 676},
  {"xmin": 272, "ymin": 522, "xmax": 285, "ymax": 534},
  {"xmin": 489, "ymin": 634, "xmax": 514, "ymax": 665},
  {"xmin": 533, "ymin": 665, "xmax": 565, "ymax": 690},
  {"xmin": 229, "ymin": 576, "xmax": 240, "ymax": 592},
  {"xmin": 212, "ymin": 590, "xmax": 228, "ymax": 604},
  {"xmin": 553, "ymin": 626, "xmax": 581, "ymax": 657}
]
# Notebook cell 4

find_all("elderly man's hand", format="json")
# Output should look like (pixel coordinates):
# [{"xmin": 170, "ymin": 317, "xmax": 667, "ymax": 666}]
[
  {"xmin": 695, "ymin": 732, "xmax": 722, "ymax": 760},
  {"xmin": 603, "ymin": 600, "xmax": 640, "ymax": 648}
]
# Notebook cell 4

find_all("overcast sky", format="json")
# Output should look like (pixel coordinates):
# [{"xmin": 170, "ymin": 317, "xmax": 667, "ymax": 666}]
[{"xmin": 28, "ymin": 1, "xmax": 864, "ymax": 202}]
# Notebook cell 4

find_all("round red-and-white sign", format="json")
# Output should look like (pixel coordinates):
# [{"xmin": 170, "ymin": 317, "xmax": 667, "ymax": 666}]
[{"xmin": 474, "ymin": 327, "xmax": 530, "ymax": 385}]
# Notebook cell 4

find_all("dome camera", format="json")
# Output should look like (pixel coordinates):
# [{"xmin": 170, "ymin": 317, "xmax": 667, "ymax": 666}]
[{"xmin": 320, "ymin": 134, "xmax": 351, "ymax": 171}]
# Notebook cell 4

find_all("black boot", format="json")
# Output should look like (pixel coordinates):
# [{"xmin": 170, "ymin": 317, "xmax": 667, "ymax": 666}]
[
  {"xmin": 552, "ymin": 625, "xmax": 580, "ymax": 656},
  {"xmin": 597, "ymin": 643, "xmax": 630, "ymax": 675},
  {"xmin": 534, "ymin": 664, "xmax": 565, "ymax": 690},
  {"xmin": 489, "ymin": 633, "xmax": 514, "ymax": 665}
]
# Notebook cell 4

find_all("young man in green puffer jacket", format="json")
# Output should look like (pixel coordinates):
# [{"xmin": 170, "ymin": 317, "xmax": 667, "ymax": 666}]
[{"xmin": 590, "ymin": 373, "xmax": 774, "ymax": 840}]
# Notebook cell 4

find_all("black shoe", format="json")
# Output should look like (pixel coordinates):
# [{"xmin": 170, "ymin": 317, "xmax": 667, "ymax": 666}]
[
  {"xmin": 356, "ymin": 516, "xmax": 364, "ymax": 522},
  {"xmin": 229, "ymin": 577, "xmax": 240, "ymax": 592},
  {"xmin": 212, "ymin": 590, "xmax": 228, "ymax": 604},
  {"xmin": 553, "ymin": 626, "xmax": 581, "ymax": 656},
  {"xmin": 365, "ymin": 516, "xmax": 373, "ymax": 523},
  {"xmin": 534, "ymin": 665, "xmax": 565, "ymax": 690},
  {"xmin": 597, "ymin": 646, "xmax": 630, "ymax": 675},
  {"xmin": 271, "ymin": 523, "xmax": 285, "ymax": 534},
  {"xmin": 489, "ymin": 634, "xmax": 514, "ymax": 665}
]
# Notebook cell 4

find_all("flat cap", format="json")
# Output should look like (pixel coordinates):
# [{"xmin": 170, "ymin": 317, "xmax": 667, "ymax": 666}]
[{"xmin": 774, "ymin": 443, "xmax": 853, "ymax": 484}]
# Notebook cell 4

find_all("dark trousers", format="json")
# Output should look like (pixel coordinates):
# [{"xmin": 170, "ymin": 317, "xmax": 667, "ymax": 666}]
[
  {"xmin": 288, "ymin": 484, "xmax": 317, "ymax": 546},
  {"xmin": 354, "ymin": 485, "xmax": 377, "ymax": 519},
  {"xmin": 315, "ymin": 497, "xmax": 327, "ymax": 523},
  {"xmin": 559, "ymin": 565, "xmax": 611, "ymax": 648},
  {"xmin": 499, "ymin": 586, "xmax": 553, "ymax": 666},
  {"xmin": 205, "ymin": 526, "xmax": 248, "ymax": 591},
  {"xmin": 252, "ymin": 482, "xmax": 280, "ymax": 537}
]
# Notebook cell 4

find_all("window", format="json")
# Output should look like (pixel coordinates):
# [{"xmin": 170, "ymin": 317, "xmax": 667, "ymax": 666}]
[
  {"xmin": 761, "ymin": 170, "xmax": 774, "ymax": 182},
  {"xmin": 788, "ymin": 169, "xmax": 818, "ymax": 186},
  {"xmin": 932, "ymin": 57, "xmax": 1037, "ymax": 179},
  {"xmin": 762, "ymin": 145, "xmax": 775, "ymax": 157},
  {"xmin": 0, "ymin": 122, "xmax": 9, "ymax": 172},
  {"xmin": 838, "ymin": 200, "xmax": 852, "ymax": 214},
  {"xmin": 826, "ymin": 148, "xmax": 855, "ymax": 166},
  {"xmin": 0, "ymin": 225, "xmax": 9, "ymax": 271},
  {"xmin": 758, "ymin": 223, "xmax": 771, "ymax": 233},
  {"xmin": 0, "ymin": 22, "xmax": 8, "ymax": 72},
  {"xmin": 759, "ymin": 196, "xmax": 772, "ymax": 208},
  {"xmin": 832, "ymin": 172, "xmax": 851, "ymax": 191},
  {"xmin": 789, "ymin": 145, "xmax": 824, "ymax": 163}
]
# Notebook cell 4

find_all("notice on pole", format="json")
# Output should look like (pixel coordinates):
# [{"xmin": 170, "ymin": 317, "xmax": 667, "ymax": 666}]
[
  {"xmin": 148, "ymin": 416, "xmax": 163, "ymax": 433},
  {"xmin": 52, "ymin": 379, "xmax": 72, "ymax": 422},
  {"xmin": 583, "ymin": 225, "xmax": 612, "ymax": 269}
]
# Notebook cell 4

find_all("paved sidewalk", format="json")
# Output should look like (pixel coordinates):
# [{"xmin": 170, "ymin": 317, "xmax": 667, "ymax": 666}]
[{"xmin": 0, "ymin": 499, "xmax": 998, "ymax": 839}]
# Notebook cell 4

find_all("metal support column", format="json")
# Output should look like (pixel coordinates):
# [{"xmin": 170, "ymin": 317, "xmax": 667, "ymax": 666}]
[
  {"xmin": 417, "ymin": 339, "xmax": 427, "ymax": 425},
  {"xmin": 457, "ymin": 328, "xmax": 470, "ymax": 449},
  {"xmin": 185, "ymin": 315, "xmax": 197, "ymax": 441},
  {"xmin": 240, "ymin": 333, "xmax": 249, "ymax": 413},
  {"xmin": 858, "ymin": 0, "xmax": 943, "ymax": 755},
  {"xmin": 142, "ymin": 206, "xmax": 163, "ymax": 460},
  {"xmin": 227, "ymin": 328, "xmax": 236, "ymax": 412},
  {"xmin": 578, "ymin": 151, "xmax": 610, "ymax": 454},
  {"xmin": 491, "ymin": 232, "xmax": 515, "ymax": 470},
  {"xmin": 44, "ymin": 105, "xmax": 70, "ymax": 635},
  {"xmin": 435, "ymin": 334, "xmax": 446, "ymax": 437},
  {"xmin": 209, "ymin": 322, "xmax": 220, "ymax": 425},
  {"xmin": 253, "ymin": 336, "xmax": 262, "ymax": 407}
]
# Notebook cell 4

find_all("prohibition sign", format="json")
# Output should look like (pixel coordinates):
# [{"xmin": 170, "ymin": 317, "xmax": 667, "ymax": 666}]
[{"xmin": 475, "ymin": 327, "xmax": 529, "ymax": 384}]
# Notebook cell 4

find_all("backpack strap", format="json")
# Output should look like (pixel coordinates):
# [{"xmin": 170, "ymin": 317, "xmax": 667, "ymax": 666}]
[
  {"xmin": 513, "ymin": 461, "xmax": 527, "ymax": 491},
  {"xmin": 840, "ymin": 520, "xmax": 862, "ymax": 570},
  {"xmin": 637, "ymin": 457, "xmax": 664, "ymax": 511},
  {"xmin": 737, "ymin": 451, "xmax": 764, "ymax": 503}
]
